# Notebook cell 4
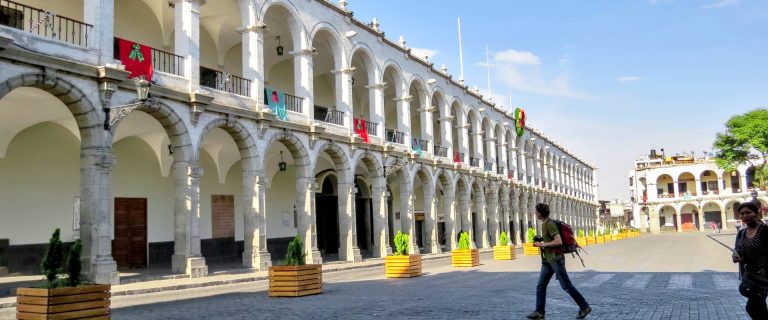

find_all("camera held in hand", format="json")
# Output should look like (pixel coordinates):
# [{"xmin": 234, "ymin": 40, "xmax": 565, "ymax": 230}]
[{"xmin": 533, "ymin": 235, "xmax": 543, "ymax": 243}]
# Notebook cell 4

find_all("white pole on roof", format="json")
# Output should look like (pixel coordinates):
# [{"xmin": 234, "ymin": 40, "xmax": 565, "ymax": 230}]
[{"xmin": 457, "ymin": 17, "xmax": 465, "ymax": 83}]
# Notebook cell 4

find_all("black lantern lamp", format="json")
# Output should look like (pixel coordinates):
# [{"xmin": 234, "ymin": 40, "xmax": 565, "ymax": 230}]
[
  {"xmin": 278, "ymin": 151, "xmax": 287, "ymax": 172},
  {"xmin": 135, "ymin": 77, "xmax": 150, "ymax": 101},
  {"xmin": 276, "ymin": 36, "xmax": 284, "ymax": 56}
]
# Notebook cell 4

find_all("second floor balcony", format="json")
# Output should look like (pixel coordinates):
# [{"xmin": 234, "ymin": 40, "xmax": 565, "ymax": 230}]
[
  {"xmin": 412, "ymin": 138, "xmax": 429, "ymax": 153},
  {"xmin": 434, "ymin": 145, "xmax": 448, "ymax": 158},
  {"xmin": 201, "ymin": 67, "xmax": 250, "ymax": 96},
  {"xmin": 113, "ymin": 37, "xmax": 183, "ymax": 76},
  {"xmin": 1, "ymin": 0, "xmax": 92, "ymax": 47},
  {"xmin": 470, "ymin": 157, "xmax": 480, "ymax": 168},
  {"xmin": 314, "ymin": 106, "xmax": 344, "ymax": 126},
  {"xmin": 484, "ymin": 161, "xmax": 493, "ymax": 172},
  {"xmin": 386, "ymin": 129, "xmax": 405, "ymax": 145},
  {"xmin": 454, "ymin": 152, "xmax": 465, "ymax": 164}
]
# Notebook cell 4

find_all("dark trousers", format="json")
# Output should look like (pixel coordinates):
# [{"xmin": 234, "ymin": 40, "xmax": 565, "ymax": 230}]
[
  {"xmin": 746, "ymin": 295, "xmax": 768, "ymax": 319},
  {"xmin": 535, "ymin": 256, "xmax": 589, "ymax": 313}
]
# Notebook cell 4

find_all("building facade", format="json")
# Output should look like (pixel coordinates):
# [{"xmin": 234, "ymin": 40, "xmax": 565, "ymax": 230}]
[
  {"xmin": 0, "ymin": 0, "xmax": 598, "ymax": 284},
  {"xmin": 629, "ymin": 151, "xmax": 765, "ymax": 234}
]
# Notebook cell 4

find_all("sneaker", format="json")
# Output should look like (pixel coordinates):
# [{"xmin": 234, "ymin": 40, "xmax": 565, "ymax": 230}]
[
  {"xmin": 576, "ymin": 307, "xmax": 592, "ymax": 319},
  {"xmin": 526, "ymin": 311, "xmax": 545, "ymax": 319}
]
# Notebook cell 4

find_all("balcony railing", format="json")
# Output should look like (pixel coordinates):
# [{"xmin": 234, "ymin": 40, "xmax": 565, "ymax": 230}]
[
  {"xmin": 114, "ymin": 38, "xmax": 184, "ymax": 76},
  {"xmin": 412, "ymin": 139, "xmax": 429, "ymax": 152},
  {"xmin": 284, "ymin": 92, "xmax": 303, "ymax": 113},
  {"xmin": 484, "ymin": 161, "xmax": 493, "ymax": 172},
  {"xmin": 201, "ymin": 66, "xmax": 250, "ymax": 96},
  {"xmin": 434, "ymin": 145, "xmax": 448, "ymax": 158},
  {"xmin": 314, "ymin": 106, "xmax": 344, "ymax": 126},
  {"xmin": 497, "ymin": 166, "xmax": 505, "ymax": 175},
  {"xmin": 1, "ymin": 0, "xmax": 92, "ymax": 46},
  {"xmin": 470, "ymin": 157, "xmax": 480, "ymax": 168},
  {"xmin": 386, "ymin": 129, "xmax": 405, "ymax": 144},
  {"xmin": 365, "ymin": 120, "xmax": 377, "ymax": 136},
  {"xmin": 454, "ymin": 152, "xmax": 465, "ymax": 163}
]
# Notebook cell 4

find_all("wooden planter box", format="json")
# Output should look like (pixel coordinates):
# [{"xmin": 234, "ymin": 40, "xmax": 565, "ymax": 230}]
[
  {"xmin": 268, "ymin": 264, "xmax": 323, "ymax": 297},
  {"xmin": 493, "ymin": 245, "xmax": 516, "ymax": 260},
  {"xmin": 16, "ymin": 284, "xmax": 111, "ymax": 320},
  {"xmin": 611, "ymin": 234, "xmax": 618, "ymax": 241},
  {"xmin": 523, "ymin": 242, "xmax": 540, "ymax": 255},
  {"xmin": 576, "ymin": 237, "xmax": 588, "ymax": 247},
  {"xmin": 586, "ymin": 237, "xmax": 596, "ymax": 245},
  {"xmin": 602, "ymin": 235, "xmax": 611, "ymax": 242},
  {"xmin": 451, "ymin": 249, "xmax": 480, "ymax": 267},
  {"xmin": 385, "ymin": 255, "xmax": 422, "ymax": 278},
  {"xmin": 596, "ymin": 236, "xmax": 605, "ymax": 244}
]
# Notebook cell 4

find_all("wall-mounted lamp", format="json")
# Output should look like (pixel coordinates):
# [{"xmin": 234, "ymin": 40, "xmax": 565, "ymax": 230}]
[
  {"xmin": 478, "ymin": 107, "xmax": 486, "ymax": 112},
  {"xmin": 345, "ymin": 30, "xmax": 358, "ymax": 38},
  {"xmin": 351, "ymin": 77, "xmax": 355, "ymax": 85},
  {"xmin": 278, "ymin": 151, "xmax": 287, "ymax": 172},
  {"xmin": 427, "ymin": 78, "xmax": 437, "ymax": 85},
  {"xmin": 168, "ymin": 144, "xmax": 174, "ymax": 156},
  {"xmin": 275, "ymin": 36, "xmax": 284, "ymax": 56}
]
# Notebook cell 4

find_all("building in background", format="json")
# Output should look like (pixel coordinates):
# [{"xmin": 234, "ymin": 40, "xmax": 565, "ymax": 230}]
[{"xmin": 628, "ymin": 149, "xmax": 765, "ymax": 234}]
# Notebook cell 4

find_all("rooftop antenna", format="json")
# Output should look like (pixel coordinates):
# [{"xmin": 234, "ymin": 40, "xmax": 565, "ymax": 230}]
[
  {"xmin": 457, "ymin": 17, "xmax": 465, "ymax": 84},
  {"xmin": 485, "ymin": 44, "xmax": 492, "ymax": 99},
  {"xmin": 508, "ymin": 73, "xmax": 513, "ymax": 110}
]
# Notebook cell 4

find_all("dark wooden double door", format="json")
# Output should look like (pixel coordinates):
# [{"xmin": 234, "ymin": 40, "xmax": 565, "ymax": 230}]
[{"xmin": 113, "ymin": 198, "xmax": 147, "ymax": 269}]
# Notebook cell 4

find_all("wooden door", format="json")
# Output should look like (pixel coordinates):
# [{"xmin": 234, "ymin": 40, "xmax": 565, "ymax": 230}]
[{"xmin": 113, "ymin": 198, "xmax": 147, "ymax": 269}]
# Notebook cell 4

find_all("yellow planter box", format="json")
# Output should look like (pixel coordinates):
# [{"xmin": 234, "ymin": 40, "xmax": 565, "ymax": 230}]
[
  {"xmin": 493, "ymin": 245, "xmax": 516, "ymax": 260},
  {"xmin": 385, "ymin": 254, "xmax": 422, "ymax": 278},
  {"xmin": 452, "ymin": 249, "xmax": 480, "ymax": 267},
  {"xmin": 596, "ymin": 236, "xmax": 605, "ymax": 244},
  {"xmin": 576, "ymin": 237, "xmax": 588, "ymax": 247},
  {"xmin": 269, "ymin": 264, "xmax": 323, "ymax": 297},
  {"xmin": 523, "ymin": 242, "xmax": 540, "ymax": 255},
  {"xmin": 586, "ymin": 237, "xmax": 596, "ymax": 245},
  {"xmin": 16, "ymin": 285, "xmax": 111, "ymax": 320},
  {"xmin": 610, "ymin": 234, "xmax": 618, "ymax": 241}
]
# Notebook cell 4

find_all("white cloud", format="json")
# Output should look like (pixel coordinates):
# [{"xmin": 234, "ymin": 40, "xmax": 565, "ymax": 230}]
[
  {"xmin": 702, "ymin": 0, "xmax": 740, "ymax": 9},
  {"xmin": 409, "ymin": 47, "xmax": 439, "ymax": 60},
  {"xmin": 616, "ymin": 76, "xmax": 642, "ymax": 82},
  {"xmin": 494, "ymin": 49, "xmax": 541, "ymax": 65}
]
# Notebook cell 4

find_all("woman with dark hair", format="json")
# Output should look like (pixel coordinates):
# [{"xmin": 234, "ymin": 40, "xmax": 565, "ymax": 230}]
[{"xmin": 733, "ymin": 201, "xmax": 768, "ymax": 319}]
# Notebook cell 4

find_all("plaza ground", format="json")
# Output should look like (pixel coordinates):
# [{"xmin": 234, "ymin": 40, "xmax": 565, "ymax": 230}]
[{"xmin": 0, "ymin": 232, "xmax": 746, "ymax": 319}]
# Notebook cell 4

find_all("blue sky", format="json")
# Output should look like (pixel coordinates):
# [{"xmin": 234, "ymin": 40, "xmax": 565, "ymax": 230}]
[{"xmin": 351, "ymin": 0, "xmax": 768, "ymax": 200}]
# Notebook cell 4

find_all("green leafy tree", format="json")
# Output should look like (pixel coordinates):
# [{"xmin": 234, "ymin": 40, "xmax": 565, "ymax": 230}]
[
  {"xmin": 458, "ymin": 232, "xmax": 471, "ymax": 250},
  {"xmin": 526, "ymin": 228, "xmax": 536, "ymax": 242},
  {"xmin": 394, "ymin": 231, "xmax": 409, "ymax": 255},
  {"xmin": 66, "ymin": 239, "xmax": 82, "ymax": 287},
  {"xmin": 285, "ymin": 235, "xmax": 306, "ymax": 266},
  {"xmin": 577, "ymin": 229, "xmax": 585, "ymax": 237},
  {"xmin": 42, "ymin": 229, "xmax": 63, "ymax": 287},
  {"xmin": 713, "ymin": 108, "xmax": 768, "ymax": 190},
  {"xmin": 499, "ymin": 231, "xmax": 509, "ymax": 246}
]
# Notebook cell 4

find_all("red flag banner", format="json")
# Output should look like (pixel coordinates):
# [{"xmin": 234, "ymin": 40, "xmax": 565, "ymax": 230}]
[
  {"xmin": 354, "ymin": 117, "xmax": 369, "ymax": 143},
  {"xmin": 453, "ymin": 152, "xmax": 461, "ymax": 163},
  {"xmin": 118, "ymin": 38, "xmax": 153, "ymax": 80}
]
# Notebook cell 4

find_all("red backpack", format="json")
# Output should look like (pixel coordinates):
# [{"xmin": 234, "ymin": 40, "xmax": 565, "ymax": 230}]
[{"xmin": 550, "ymin": 220, "xmax": 587, "ymax": 267}]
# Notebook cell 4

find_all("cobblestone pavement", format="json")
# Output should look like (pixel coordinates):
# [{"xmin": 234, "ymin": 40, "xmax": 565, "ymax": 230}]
[{"xmin": 1, "ymin": 232, "xmax": 750, "ymax": 319}]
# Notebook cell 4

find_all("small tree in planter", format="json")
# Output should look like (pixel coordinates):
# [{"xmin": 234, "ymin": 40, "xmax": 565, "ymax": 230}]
[
  {"xmin": 493, "ymin": 231, "xmax": 515, "ymax": 260},
  {"xmin": 385, "ymin": 231, "xmax": 422, "ymax": 278},
  {"xmin": 17, "ymin": 229, "xmax": 111, "ymax": 319},
  {"xmin": 576, "ymin": 229, "xmax": 588, "ymax": 246},
  {"xmin": 452, "ymin": 232, "xmax": 479, "ymax": 267},
  {"xmin": 523, "ymin": 228, "xmax": 539, "ymax": 255},
  {"xmin": 586, "ymin": 229, "xmax": 596, "ymax": 245},
  {"xmin": 268, "ymin": 235, "xmax": 323, "ymax": 297},
  {"xmin": 596, "ymin": 229, "xmax": 606, "ymax": 243}
]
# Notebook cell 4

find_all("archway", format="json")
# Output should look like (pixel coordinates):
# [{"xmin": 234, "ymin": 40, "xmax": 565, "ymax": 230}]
[
  {"xmin": 311, "ymin": 29, "xmax": 343, "ymax": 125},
  {"xmin": 383, "ymin": 65, "xmax": 405, "ymax": 144},
  {"xmin": 435, "ymin": 170, "xmax": 454, "ymax": 251},
  {"xmin": 656, "ymin": 174, "xmax": 674, "ymax": 198},
  {"xmin": 658, "ymin": 205, "xmax": 677, "ymax": 232},
  {"xmin": 352, "ymin": 153, "xmax": 384, "ymax": 258},
  {"xmin": 700, "ymin": 170, "xmax": 719, "ymax": 195},
  {"xmin": 723, "ymin": 170, "xmax": 741, "ymax": 193},
  {"xmin": 680, "ymin": 203, "xmax": 697, "ymax": 231},
  {"xmin": 702, "ymin": 201, "xmax": 723, "ymax": 232},
  {"xmin": 677, "ymin": 172, "xmax": 695, "ymax": 197},
  {"xmin": 408, "ymin": 79, "xmax": 428, "ymax": 153}
]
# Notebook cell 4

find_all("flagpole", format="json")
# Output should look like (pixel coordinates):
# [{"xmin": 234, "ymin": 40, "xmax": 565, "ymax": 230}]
[
  {"xmin": 457, "ymin": 17, "xmax": 465, "ymax": 84},
  {"xmin": 485, "ymin": 44, "xmax": 492, "ymax": 99}
]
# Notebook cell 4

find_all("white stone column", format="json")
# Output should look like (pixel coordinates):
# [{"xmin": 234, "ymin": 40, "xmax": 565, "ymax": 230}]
[
  {"xmin": 334, "ymin": 68, "xmax": 354, "ymax": 131},
  {"xmin": 80, "ymin": 147, "xmax": 118, "ymax": 285},
  {"xmin": 298, "ymin": 177, "xmax": 322, "ymax": 264},
  {"xmin": 675, "ymin": 207, "xmax": 683, "ymax": 232},
  {"xmin": 372, "ymin": 182, "xmax": 391, "ymax": 257},
  {"xmin": 174, "ymin": 0, "xmax": 203, "ymax": 91},
  {"xmin": 460, "ymin": 186, "xmax": 475, "ymax": 248},
  {"xmin": 649, "ymin": 206, "xmax": 661, "ymax": 234},
  {"xmin": 337, "ymin": 182, "xmax": 361, "ymax": 262},
  {"xmin": 444, "ymin": 189, "xmax": 458, "ymax": 251},
  {"xmin": 512, "ymin": 188, "xmax": 521, "ymax": 245},
  {"xmin": 172, "ymin": 162, "xmax": 208, "ymax": 277},
  {"xmin": 293, "ymin": 49, "xmax": 315, "ymax": 119},
  {"xmin": 520, "ymin": 189, "xmax": 529, "ymax": 242},
  {"xmin": 720, "ymin": 204, "xmax": 728, "ymax": 231},
  {"xmin": 425, "ymin": 187, "xmax": 440, "ymax": 254},
  {"xmin": 242, "ymin": 172, "xmax": 271, "ymax": 270},
  {"xmin": 395, "ymin": 96, "xmax": 412, "ymax": 143},
  {"xmin": 673, "ymin": 180, "xmax": 680, "ymax": 198},
  {"xmin": 487, "ymin": 190, "xmax": 499, "ymax": 246},
  {"xmin": 238, "ymin": 23, "xmax": 265, "ymax": 105},
  {"xmin": 400, "ymin": 181, "xmax": 419, "ymax": 254},
  {"xmin": 84, "ymin": 0, "xmax": 115, "ymax": 64},
  {"xmin": 368, "ymin": 83, "xmax": 386, "ymax": 140}
]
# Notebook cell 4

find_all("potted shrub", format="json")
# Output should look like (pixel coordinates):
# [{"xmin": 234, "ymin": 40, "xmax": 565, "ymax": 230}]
[
  {"xmin": 493, "ymin": 231, "xmax": 515, "ymax": 260},
  {"xmin": 610, "ymin": 229, "xmax": 619, "ymax": 241},
  {"xmin": 596, "ymin": 229, "xmax": 606, "ymax": 244},
  {"xmin": 576, "ymin": 229, "xmax": 588, "ymax": 247},
  {"xmin": 451, "ymin": 232, "xmax": 479, "ymax": 267},
  {"xmin": 586, "ymin": 230, "xmax": 596, "ymax": 245},
  {"xmin": 268, "ymin": 235, "xmax": 323, "ymax": 297},
  {"xmin": 523, "ymin": 228, "xmax": 539, "ymax": 255},
  {"xmin": 385, "ymin": 231, "xmax": 422, "ymax": 278},
  {"xmin": 16, "ymin": 229, "xmax": 111, "ymax": 319}
]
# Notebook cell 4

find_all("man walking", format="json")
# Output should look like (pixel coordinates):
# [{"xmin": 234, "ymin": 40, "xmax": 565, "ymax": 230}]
[{"xmin": 527, "ymin": 203, "xmax": 591, "ymax": 319}]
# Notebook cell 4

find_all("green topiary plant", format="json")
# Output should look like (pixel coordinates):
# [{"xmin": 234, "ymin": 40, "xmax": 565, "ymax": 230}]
[
  {"xmin": 598, "ymin": 229, "xmax": 604, "ymax": 236},
  {"xmin": 65, "ymin": 239, "xmax": 82, "ymax": 287},
  {"xmin": 285, "ymin": 235, "xmax": 306, "ymax": 266},
  {"xmin": 458, "ymin": 232, "xmax": 470, "ymax": 250},
  {"xmin": 577, "ymin": 229, "xmax": 585, "ymax": 237},
  {"xmin": 499, "ymin": 231, "xmax": 509, "ymax": 246},
  {"xmin": 588, "ymin": 230, "xmax": 594, "ymax": 237},
  {"xmin": 526, "ymin": 228, "xmax": 536, "ymax": 243},
  {"xmin": 42, "ymin": 229, "xmax": 63, "ymax": 288},
  {"xmin": 394, "ymin": 231, "xmax": 409, "ymax": 255}
]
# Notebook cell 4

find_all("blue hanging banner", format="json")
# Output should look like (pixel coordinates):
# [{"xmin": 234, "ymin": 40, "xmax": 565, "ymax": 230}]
[{"xmin": 265, "ymin": 87, "xmax": 287, "ymax": 121}]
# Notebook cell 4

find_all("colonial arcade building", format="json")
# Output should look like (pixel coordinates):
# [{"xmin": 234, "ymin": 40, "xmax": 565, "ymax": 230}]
[{"xmin": 0, "ymin": 0, "xmax": 598, "ymax": 284}]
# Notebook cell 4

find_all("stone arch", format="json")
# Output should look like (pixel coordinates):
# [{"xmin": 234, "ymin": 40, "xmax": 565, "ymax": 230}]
[
  {"xmin": 109, "ymin": 101, "xmax": 194, "ymax": 163},
  {"xmin": 381, "ymin": 60, "xmax": 406, "ymax": 97},
  {"xmin": 196, "ymin": 117, "xmax": 259, "ymax": 171},
  {"xmin": 258, "ymin": 0, "xmax": 308, "ymax": 48},
  {"xmin": 351, "ymin": 151, "xmax": 384, "ymax": 179},
  {"xmin": 260, "ymin": 129, "xmax": 311, "ymax": 178},
  {"xmin": 0, "ymin": 73, "xmax": 102, "ymax": 147},
  {"xmin": 313, "ymin": 141, "xmax": 352, "ymax": 183},
  {"xmin": 309, "ymin": 23, "xmax": 346, "ymax": 71},
  {"xmin": 349, "ymin": 43, "xmax": 380, "ymax": 82}
]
